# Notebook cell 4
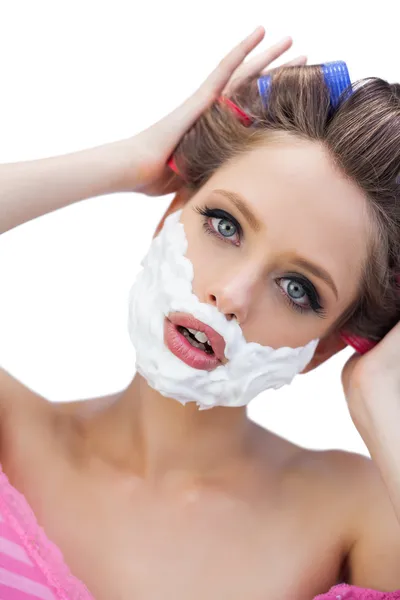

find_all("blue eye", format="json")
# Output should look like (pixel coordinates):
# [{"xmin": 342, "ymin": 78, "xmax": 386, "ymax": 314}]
[
  {"xmin": 195, "ymin": 206, "xmax": 242, "ymax": 246},
  {"xmin": 210, "ymin": 216, "xmax": 238, "ymax": 240},
  {"xmin": 194, "ymin": 204, "xmax": 327, "ymax": 318},
  {"xmin": 286, "ymin": 279, "xmax": 308, "ymax": 302},
  {"xmin": 278, "ymin": 276, "xmax": 326, "ymax": 317}
]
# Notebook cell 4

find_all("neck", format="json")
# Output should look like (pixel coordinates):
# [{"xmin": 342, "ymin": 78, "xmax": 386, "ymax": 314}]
[{"xmin": 89, "ymin": 374, "xmax": 257, "ymax": 485}]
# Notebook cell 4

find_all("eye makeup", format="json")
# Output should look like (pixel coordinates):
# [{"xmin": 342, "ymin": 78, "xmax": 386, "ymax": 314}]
[
  {"xmin": 195, "ymin": 205, "xmax": 242, "ymax": 246},
  {"xmin": 193, "ymin": 204, "xmax": 327, "ymax": 318}
]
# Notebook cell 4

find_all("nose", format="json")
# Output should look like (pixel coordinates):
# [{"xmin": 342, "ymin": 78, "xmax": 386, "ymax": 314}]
[
  {"xmin": 207, "ymin": 292, "xmax": 240, "ymax": 322},
  {"xmin": 206, "ymin": 272, "xmax": 257, "ymax": 325}
]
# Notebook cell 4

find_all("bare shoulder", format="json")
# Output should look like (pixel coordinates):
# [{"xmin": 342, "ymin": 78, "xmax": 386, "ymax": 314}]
[
  {"xmin": 260, "ymin": 426, "xmax": 372, "ymax": 484},
  {"xmin": 0, "ymin": 366, "xmax": 123, "ymax": 458},
  {"xmin": 298, "ymin": 446, "xmax": 373, "ymax": 481},
  {"xmin": 255, "ymin": 427, "xmax": 375, "ymax": 510},
  {"xmin": 293, "ymin": 446, "xmax": 386, "ymax": 506},
  {"xmin": 0, "ymin": 367, "xmax": 55, "ymax": 462},
  {"xmin": 0, "ymin": 366, "xmax": 123, "ymax": 417},
  {"xmin": 298, "ymin": 447, "xmax": 400, "ymax": 590},
  {"xmin": 336, "ymin": 451, "xmax": 400, "ymax": 590},
  {"xmin": 0, "ymin": 366, "xmax": 52, "ymax": 421},
  {"xmin": 301, "ymin": 446, "xmax": 395, "ymax": 508}
]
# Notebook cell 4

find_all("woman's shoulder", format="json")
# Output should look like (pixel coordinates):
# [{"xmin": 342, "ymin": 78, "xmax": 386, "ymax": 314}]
[
  {"xmin": 0, "ymin": 366, "xmax": 122, "ymax": 418},
  {"xmin": 259, "ymin": 431, "xmax": 379, "ymax": 531},
  {"xmin": 0, "ymin": 366, "xmax": 53, "ymax": 423},
  {"xmin": 257, "ymin": 424, "xmax": 373, "ymax": 487},
  {"xmin": 297, "ymin": 445, "xmax": 392, "ymax": 513},
  {"xmin": 0, "ymin": 367, "xmax": 59, "ymax": 478},
  {"xmin": 294, "ymin": 445, "xmax": 400, "ymax": 589},
  {"xmin": 290, "ymin": 444, "xmax": 377, "ymax": 504},
  {"xmin": 0, "ymin": 367, "xmax": 122, "ymax": 462},
  {"xmin": 296, "ymin": 445, "xmax": 372, "ymax": 477}
]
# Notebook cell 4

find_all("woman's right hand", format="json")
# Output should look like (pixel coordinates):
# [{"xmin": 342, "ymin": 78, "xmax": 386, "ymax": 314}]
[{"xmin": 125, "ymin": 27, "xmax": 306, "ymax": 197}]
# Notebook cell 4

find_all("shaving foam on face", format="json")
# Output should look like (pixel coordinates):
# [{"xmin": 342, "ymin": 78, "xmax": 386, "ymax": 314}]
[{"xmin": 128, "ymin": 210, "xmax": 318, "ymax": 409}]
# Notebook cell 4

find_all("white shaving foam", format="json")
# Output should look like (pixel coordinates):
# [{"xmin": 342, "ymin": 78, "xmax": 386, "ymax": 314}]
[{"xmin": 128, "ymin": 210, "xmax": 318, "ymax": 409}]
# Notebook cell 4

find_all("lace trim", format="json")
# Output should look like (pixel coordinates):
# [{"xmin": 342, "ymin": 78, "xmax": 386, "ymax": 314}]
[
  {"xmin": 0, "ymin": 464, "xmax": 94, "ymax": 600},
  {"xmin": 314, "ymin": 582, "xmax": 400, "ymax": 599}
]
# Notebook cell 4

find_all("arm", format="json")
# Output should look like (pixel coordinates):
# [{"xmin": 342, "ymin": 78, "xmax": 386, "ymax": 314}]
[
  {"xmin": 0, "ymin": 138, "xmax": 138, "ymax": 235},
  {"xmin": 361, "ymin": 402, "xmax": 400, "ymax": 524},
  {"xmin": 349, "ymin": 401, "xmax": 400, "ymax": 591},
  {"xmin": 342, "ymin": 330, "xmax": 400, "ymax": 527},
  {"xmin": 347, "ymin": 452, "xmax": 400, "ymax": 591},
  {"xmin": 0, "ymin": 29, "xmax": 305, "ymax": 236},
  {"xmin": 340, "ymin": 323, "xmax": 400, "ymax": 590}
]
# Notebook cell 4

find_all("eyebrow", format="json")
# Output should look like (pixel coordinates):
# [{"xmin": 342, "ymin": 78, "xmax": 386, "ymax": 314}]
[
  {"xmin": 290, "ymin": 257, "xmax": 339, "ymax": 300},
  {"xmin": 212, "ymin": 188, "xmax": 339, "ymax": 301},
  {"xmin": 213, "ymin": 189, "xmax": 262, "ymax": 232}
]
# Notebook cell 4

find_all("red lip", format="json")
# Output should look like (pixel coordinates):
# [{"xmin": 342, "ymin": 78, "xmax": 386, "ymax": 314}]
[
  {"xmin": 164, "ymin": 313, "xmax": 226, "ymax": 371},
  {"xmin": 167, "ymin": 313, "xmax": 226, "ymax": 362}
]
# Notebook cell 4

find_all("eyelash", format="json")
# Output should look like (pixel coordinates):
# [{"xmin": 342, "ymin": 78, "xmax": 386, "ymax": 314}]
[{"xmin": 194, "ymin": 205, "xmax": 327, "ymax": 318}]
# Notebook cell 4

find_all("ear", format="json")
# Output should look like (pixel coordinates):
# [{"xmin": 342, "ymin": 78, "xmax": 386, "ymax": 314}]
[
  {"xmin": 300, "ymin": 329, "xmax": 348, "ymax": 374},
  {"xmin": 153, "ymin": 187, "xmax": 195, "ymax": 238}
]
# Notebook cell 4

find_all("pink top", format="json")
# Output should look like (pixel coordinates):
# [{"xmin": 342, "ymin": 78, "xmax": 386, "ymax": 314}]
[
  {"xmin": 0, "ymin": 464, "xmax": 93, "ymax": 599},
  {"xmin": 0, "ymin": 464, "xmax": 398, "ymax": 600},
  {"xmin": 314, "ymin": 584, "xmax": 400, "ymax": 599}
]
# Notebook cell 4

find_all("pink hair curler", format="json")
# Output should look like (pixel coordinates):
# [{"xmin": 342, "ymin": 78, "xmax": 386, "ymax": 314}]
[
  {"xmin": 339, "ymin": 333, "xmax": 378, "ymax": 355},
  {"xmin": 341, "ymin": 274, "xmax": 400, "ymax": 354},
  {"xmin": 167, "ymin": 155, "xmax": 180, "ymax": 176},
  {"xmin": 218, "ymin": 95, "xmax": 253, "ymax": 126},
  {"xmin": 167, "ymin": 96, "xmax": 253, "ymax": 178}
]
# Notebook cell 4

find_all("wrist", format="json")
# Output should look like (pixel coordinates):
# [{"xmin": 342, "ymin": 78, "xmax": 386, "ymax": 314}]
[
  {"xmin": 89, "ymin": 137, "xmax": 140, "ymax": 195},
  {"xmin": 350, "ymin": 388, "xmax": 400, "ymax": 446}
]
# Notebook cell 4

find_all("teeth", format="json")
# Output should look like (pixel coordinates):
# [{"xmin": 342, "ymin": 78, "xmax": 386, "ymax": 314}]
[
  {"xmin": 182, "ymin": 329, "xmax": 204, "ymax": 349},
  {"xmin": 188, "ymin": 328, "xmax": 209, "ymax": 345},
  {"xmin": 194, "ymin": 331, "xmax": 209, "ymax": 344},
  {"xmin": 179, "ymin": 327, "xmax": 213, "ymax": 355}
]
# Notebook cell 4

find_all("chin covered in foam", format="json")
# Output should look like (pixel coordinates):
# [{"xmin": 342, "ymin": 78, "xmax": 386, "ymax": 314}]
[{"xmin": 128, "ymin": 210, "xmax": 318, "ymax": 410}]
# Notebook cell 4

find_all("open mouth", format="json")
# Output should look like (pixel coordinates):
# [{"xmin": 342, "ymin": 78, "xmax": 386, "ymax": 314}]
[
  {"xmin": 176, "ymin": 325, "xmax": 215, "ymax": 355},
  {"xmin": 164, "ymin": 314, "xmax": 226, "ymax": 371}
]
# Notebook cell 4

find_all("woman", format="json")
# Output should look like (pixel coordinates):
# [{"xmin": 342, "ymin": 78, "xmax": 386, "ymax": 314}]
[{"xmin": 0, "ymin": 25, "xmax": 399, "ymax": 600}]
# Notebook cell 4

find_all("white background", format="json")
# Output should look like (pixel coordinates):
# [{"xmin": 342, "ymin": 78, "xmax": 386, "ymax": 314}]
[{"xmin": 0, "ymin": 0, "xmax": 397, "ymax": 456}]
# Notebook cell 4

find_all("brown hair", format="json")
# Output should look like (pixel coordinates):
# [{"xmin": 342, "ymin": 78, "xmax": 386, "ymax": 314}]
[{"xmin": 172, "ymin": 65, "xmax": 400, "ymax": 343}]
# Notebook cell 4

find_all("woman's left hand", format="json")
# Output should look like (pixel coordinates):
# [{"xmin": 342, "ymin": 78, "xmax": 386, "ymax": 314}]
[{"xmin": 341, "ymin": 321, "xmax": 400, "ymax": 440}]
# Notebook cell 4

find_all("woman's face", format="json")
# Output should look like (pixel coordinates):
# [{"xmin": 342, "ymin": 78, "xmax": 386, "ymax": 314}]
[{"xmin": 179, "ymin": 134, "xmax": 370, "ymax": 350}]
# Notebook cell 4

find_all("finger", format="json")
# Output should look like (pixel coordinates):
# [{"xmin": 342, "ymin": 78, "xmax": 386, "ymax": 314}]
[
  {"xmin": 232, "ymin": 37, "xmax": 293, "ymax": 82},
  {"xmin": 224, "ymin": 36, "xmax": 294, "ymax": 95},
  {"xmin": 259, "ymin": 54, "xmax": 308, "ymax": 76},
  {"xmin": 156, "ymin": 26, "xmax": 266, "ymax": 143},
  {"xmin": 202, "ymin": 26, "xmax": 267, "ymax": 99}
]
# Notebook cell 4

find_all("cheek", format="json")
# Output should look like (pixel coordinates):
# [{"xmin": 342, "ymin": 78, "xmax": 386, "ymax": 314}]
[
  {"xmin": 247, "ymin": 322, "xmax": 318, "ymax": 350},
  {"xmin": 182, "ymin": 222, "xmax": 218, "ymax": 301},
  {"xmin": 179, "ymin": 212, "xmax": 335, "ymax": 350}
]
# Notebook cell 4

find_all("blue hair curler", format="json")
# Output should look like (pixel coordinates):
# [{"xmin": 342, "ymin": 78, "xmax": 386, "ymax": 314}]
[
  {"xmin": 321, "ymin": 61, "xmax": 352, "ymax": 108},
  {"xmin": 257, "ymin": 74, "xmax": 272, "ymax": 108},
  {"xmin": 257, "ymin": 60, "xmax": 353, "ymax": 109}
]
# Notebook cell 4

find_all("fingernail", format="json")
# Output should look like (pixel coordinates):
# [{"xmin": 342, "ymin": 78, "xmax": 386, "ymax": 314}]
[{"xmin": 253, "ymin": 26, "xmax": 264, "ymax": 35}]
